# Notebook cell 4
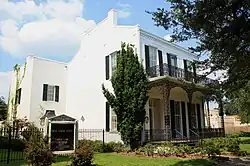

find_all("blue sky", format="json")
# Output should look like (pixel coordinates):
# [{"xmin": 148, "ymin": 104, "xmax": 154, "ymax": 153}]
[
  {"xmin": 0, "ymin": 0, "xmax": 199, "ymax": 101},
  {"xmin": 0, "ymin": 0, "xmax": 194, "ymax": 72}
]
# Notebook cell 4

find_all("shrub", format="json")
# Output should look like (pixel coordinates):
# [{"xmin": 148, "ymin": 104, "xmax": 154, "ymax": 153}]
[
  {"xmin": 224, "ymin": 137, "xmax": 240, "ymax": 154},
  {"xmin": 201, "ymin": 139, "xmax": 221, "ymax": 157},
  {"xmin": 139, "ymin": 143, "xmax": 155, "ymax": 156},
  {"xmin": 104, "ymin": 142, "xmax": 124, "ymax": 153},
  {"xmin": 239, "ymin": 131, "xmax": 250, "ymax": 137},
  {"xmin": 25, "ymin": 134, "xmax": 56, "ymax": 166},
  {"xmin": 77, "ymin": 140, "xmax": 125, "ymax": 153},
  {"xmin": 78, "ymin": 140, "xmax": 103, "ymax": 153},
  {"xmin": 0, "ymin": 136, "xmax": 25, "ymax": 151},
  {"xmin": 71, "ymin": 140, "xmax": 94, "ymax": 166}
]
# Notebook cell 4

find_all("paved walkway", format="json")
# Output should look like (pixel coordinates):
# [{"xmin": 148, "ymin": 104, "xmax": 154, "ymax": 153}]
[{"xmin": 218, "ymin": 156, "xmax": 250, "ymax": 166}]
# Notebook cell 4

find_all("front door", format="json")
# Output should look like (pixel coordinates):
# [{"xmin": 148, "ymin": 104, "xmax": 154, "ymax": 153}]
[{"xmin": 170, "ymin": 100, "xmax": 183, "ymax": 139}]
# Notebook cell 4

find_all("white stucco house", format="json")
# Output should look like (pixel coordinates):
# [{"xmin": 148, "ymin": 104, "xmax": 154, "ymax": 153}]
[{"xmin": 8, "ymin": 9, "xmax": 223, "ymax": 142}]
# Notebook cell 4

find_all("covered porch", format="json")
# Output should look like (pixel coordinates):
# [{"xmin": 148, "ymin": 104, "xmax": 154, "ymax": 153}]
[{"xmin": 142, "ymin": 77, "xmax": 224, "ymax": 143}]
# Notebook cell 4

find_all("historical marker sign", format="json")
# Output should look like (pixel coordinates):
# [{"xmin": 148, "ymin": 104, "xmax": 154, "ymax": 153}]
[{"xmin": 51, "ymin": 123, "xmax": 74, "ymax": 151}]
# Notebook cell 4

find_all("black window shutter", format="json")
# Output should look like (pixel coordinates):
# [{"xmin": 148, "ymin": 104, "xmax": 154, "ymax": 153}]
[
  {"xmin": 43, "ymin": 84, "xmax": 48, "ymax": 101},
  {"xmin": 105, "ymin": 102, "xmax": 110, "ymax": 132},
  {"xmin": 158, "ymin": 50, "xmax": 163, "ymax": 76},
  {"xmin": 183, "ymin": 59, "xmax": 188, "ymax": 80},
  {"xmin": 196, "ymin": 104, "xmax": 201, "ymax": 131},
  {"xmin": 170, "ymin": 100, "xmax": 175, "ymax": 138},
  {"xmin": 18, "ymin": 89, "xmax": 22, "ymax": 104},
  {"xmin": 167, "ymin": 53, "xmax": 172, "ymax": 76},
  {"xmin": 192, "ymin": 61, "xmax": 197, "ymax": 83},
  {"xmin": 55, "ymin": 86, "xmax": 59, "ymax": 102},
  {"xmin": 105, "ymin": 55, "xmax": 110, "ymax": 80},
  {"xmin": 145, "ymin": 45, "xmax": 150, "ymax": 74},
  {"xmin": 181, "ymin": 102, "xmax": 187, "ymax": 137}
]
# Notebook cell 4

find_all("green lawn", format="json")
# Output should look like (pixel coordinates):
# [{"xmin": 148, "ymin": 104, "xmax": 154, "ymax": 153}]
[
  {"xmin": 1, "ymin": 153, "xmax": 214, "ymax": 166},
  {"xmin": 240, "ymin": 137, "xmax": 250, "ymax": 153}
]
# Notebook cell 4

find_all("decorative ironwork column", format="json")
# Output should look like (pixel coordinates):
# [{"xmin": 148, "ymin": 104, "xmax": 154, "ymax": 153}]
[{"xmin": 162, "ymin": 81, "xmax": 171, "ymax": 139}]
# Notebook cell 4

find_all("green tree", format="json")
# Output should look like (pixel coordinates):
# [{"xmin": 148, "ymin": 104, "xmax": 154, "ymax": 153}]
[
  {"xmin": 224, "ymin": 84, "xmax": 250, "ymax": 124},
  {"xmin": 102, "ymin": 43, "xmax": 149, "ymax": 149},
  {"xmin": 148, "ymin": 0, "xmax": 250, "ymax": 94},
  {"xmin": 0, "ymin": 96, "xmax": 8, "ymax": 121}
]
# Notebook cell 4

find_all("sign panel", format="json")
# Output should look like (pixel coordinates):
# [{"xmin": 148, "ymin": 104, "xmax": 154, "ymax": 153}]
[{"xmin": 51, "ymin": 123, "xmax": 74, "ymax": 151}]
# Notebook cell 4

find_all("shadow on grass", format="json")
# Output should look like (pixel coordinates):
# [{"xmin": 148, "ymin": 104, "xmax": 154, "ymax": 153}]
[
  {"xmin": 56, "ymin": 155, "xmax": 71, "ymax": 162},
  {"xmin": 170, "ymin": 159, "xmax": 214, "ymax": 166}
]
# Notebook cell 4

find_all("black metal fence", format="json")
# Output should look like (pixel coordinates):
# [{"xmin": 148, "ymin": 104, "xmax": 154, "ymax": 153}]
[
  {"xmin": 141, "ymin": 128, "xmax": 225, "ymax": 143},
  {"xmin": 0, "ymin": 127, "xmax": 43, "ymax": 165},
  {"xmin": 78, "ymin": 129, "xmax": 121, "ymax": 143}
]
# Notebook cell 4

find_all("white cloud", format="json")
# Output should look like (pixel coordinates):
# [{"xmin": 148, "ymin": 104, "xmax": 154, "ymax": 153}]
[
  {"xmin": 0, "ymin": 72, "xmax": 12, "ymax": 101},
  {"xmin": 0, "ymin": 0, "xmax": 96, "ymax": 57},
  {"xmin": 117, "ymin": 2, "xmax": 132, "ymax": 19}
]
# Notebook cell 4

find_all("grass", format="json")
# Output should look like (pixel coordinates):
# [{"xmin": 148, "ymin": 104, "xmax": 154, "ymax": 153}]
[
  {"xmin": 0, "ymin": 153, "xmax": 214, "ymax": 166},
  {"xmin": 240, "ymin": 137, "xmax": 250, "ymax": 153}
]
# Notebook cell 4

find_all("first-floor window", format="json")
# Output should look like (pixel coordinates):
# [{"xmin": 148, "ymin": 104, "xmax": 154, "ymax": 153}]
[
  {"xmin": 111, "ymin": 110, "xmax": 117, "ymax": 131},
  {"xmin": 15, "ymin": 88, "xmax": 22, "ymax": 104}
]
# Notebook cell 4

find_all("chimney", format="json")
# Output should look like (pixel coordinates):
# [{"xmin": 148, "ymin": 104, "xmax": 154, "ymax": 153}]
[{"xmin": 108, "ymin": 9, "xmax": 118, "ymax": 25}]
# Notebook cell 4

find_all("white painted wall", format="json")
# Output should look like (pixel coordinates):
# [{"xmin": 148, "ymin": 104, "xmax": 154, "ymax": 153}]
[
  {"xmin": 8, "ymin": 56, "xmax": 67, "ymax": 127},
  {"xmin": 66, "ymin": 10, "xmax": 139, "ymax": 130},
  {"xmin": 30, "ymin": 57, "xmax": 67, "ymax": 126}
]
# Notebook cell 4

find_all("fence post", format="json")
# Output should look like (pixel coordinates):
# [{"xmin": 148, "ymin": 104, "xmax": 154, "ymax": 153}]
[
  {"xmin": 102, "ymin": 129, "xmax": 105, "ymax": 152},
  {"xmin": 7, "ymin": 127, "xmax": 11, "ymax": 164}
]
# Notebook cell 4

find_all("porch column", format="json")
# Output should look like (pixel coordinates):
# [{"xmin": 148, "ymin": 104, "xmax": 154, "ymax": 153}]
[
  {"xmin": 186, "ymin": 88, "xmax": 193, "ymax": 137},
  {"xmin": 144, "ymin": 100, "xmax": 150, "ymax": 130},
  {"xmin": 206, "ymin": 99, "xmax": 211, "ymax": 128},
  {"xmin": 162, "ymin": 82, "xmax": 171, "ymax": 139}
]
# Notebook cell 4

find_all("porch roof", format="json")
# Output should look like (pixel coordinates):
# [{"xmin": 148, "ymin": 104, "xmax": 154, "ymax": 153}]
[{"xmin": 149, "ymin": 75, "xmax": 216, "ymax": 95}]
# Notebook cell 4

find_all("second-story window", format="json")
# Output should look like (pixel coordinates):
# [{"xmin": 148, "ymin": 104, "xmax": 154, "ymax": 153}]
[
  {"xmin": 43, "ymin": 84, "xmax": 59, "ymax": 102},
  {"xmin": 47, "ymin": 85, "xmax": 55, "ymax": 101},
  {"xmin": 149, "ymin": 46, "xmax": 157, "ymax": 67},
  {"xmin": 170, "ymin": 54, "xmax": 177, "ymax": 67}
]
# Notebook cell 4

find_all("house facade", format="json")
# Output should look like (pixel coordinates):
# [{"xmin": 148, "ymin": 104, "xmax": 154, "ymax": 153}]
[
  {"xmin": 8, "ymin": 56, "xmax": 68, "ymax": 127},
  {"xmin": 8, "ymin": 9, "xmax": 222, "ymax": 142}
]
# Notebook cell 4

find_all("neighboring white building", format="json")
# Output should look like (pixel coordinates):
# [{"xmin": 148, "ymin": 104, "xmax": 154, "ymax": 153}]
[
  {"xmin": 8, "ymin": 9, "xmax": 219, "ymax": 142},
  {"xmin": 8, "ymin": 56, "xmax": 68, "ymax": 127}
]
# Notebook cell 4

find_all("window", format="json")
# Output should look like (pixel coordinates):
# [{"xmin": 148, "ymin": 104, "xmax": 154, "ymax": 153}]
[
  {"xmin": 186, "ymin": 60, "xmax": 193, "ymax": 72},
  {"xmin": 170, "ymin": 54, "xmax": 177, "ymax": 67},
  {"xmin": 148, "ymin": 46, "xmax": 157, "ymax": 67},
  {"xmin": 111, "ymin": 109, "xmax": 117, "ymax": 131},
  {"xmin": 110, "ymin": 52, "xmax": 117, "ymax": 74},
  {"xmin": 15, "ymin": 88, "xmax": 22, "ymax": 104},
  {"xmin": 43, "ymin": 84, "xmax": 59, "ymax": 102},
  {"xmin": 47, "ymin": 85, "xmax": 55, "ymax": 101}
]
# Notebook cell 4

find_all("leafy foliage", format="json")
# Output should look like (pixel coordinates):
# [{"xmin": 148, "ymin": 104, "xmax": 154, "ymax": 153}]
[
  {"xmin": 0, "ymin": 96, "xmax": 7, "ymax": 121},
  {"xmin": 148, "ymin": 0, "xmax": 250, "ymax": 94},
  {"xmin": 25, "ymin": 133, "xmax": 56, "ymax": 166},
  {"xmin": 77, "ymin": 140, "xmax": 125, "ymax": 153},
  {"xmin": 223, "ymin": 83, "xmax": 250, "ymax": 123},
  {"xmin": 71, "ymin": 140, "xmax": 94, "ymax": 166},
  {"xmin": 102, "ymin": 43, "xmax": 149, "ymax": 149}
]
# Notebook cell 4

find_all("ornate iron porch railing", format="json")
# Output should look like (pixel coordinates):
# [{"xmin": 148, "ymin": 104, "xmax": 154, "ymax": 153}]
[
  {"xmin": 141, "ymin": 128, "xmax": 224, "ymax": 143},
  {"xmin": 146, "ymin": 64, "xmax": 217, "ymax": 85}
]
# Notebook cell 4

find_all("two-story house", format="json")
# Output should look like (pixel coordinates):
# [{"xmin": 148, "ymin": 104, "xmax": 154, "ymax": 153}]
[
  {"xmin": 8, "ymin": 9, "xmax": 222, "ymax": 142},
  {"xmin": 8, "ymin": 56, "xmax": 68, "ymax": 127}
]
